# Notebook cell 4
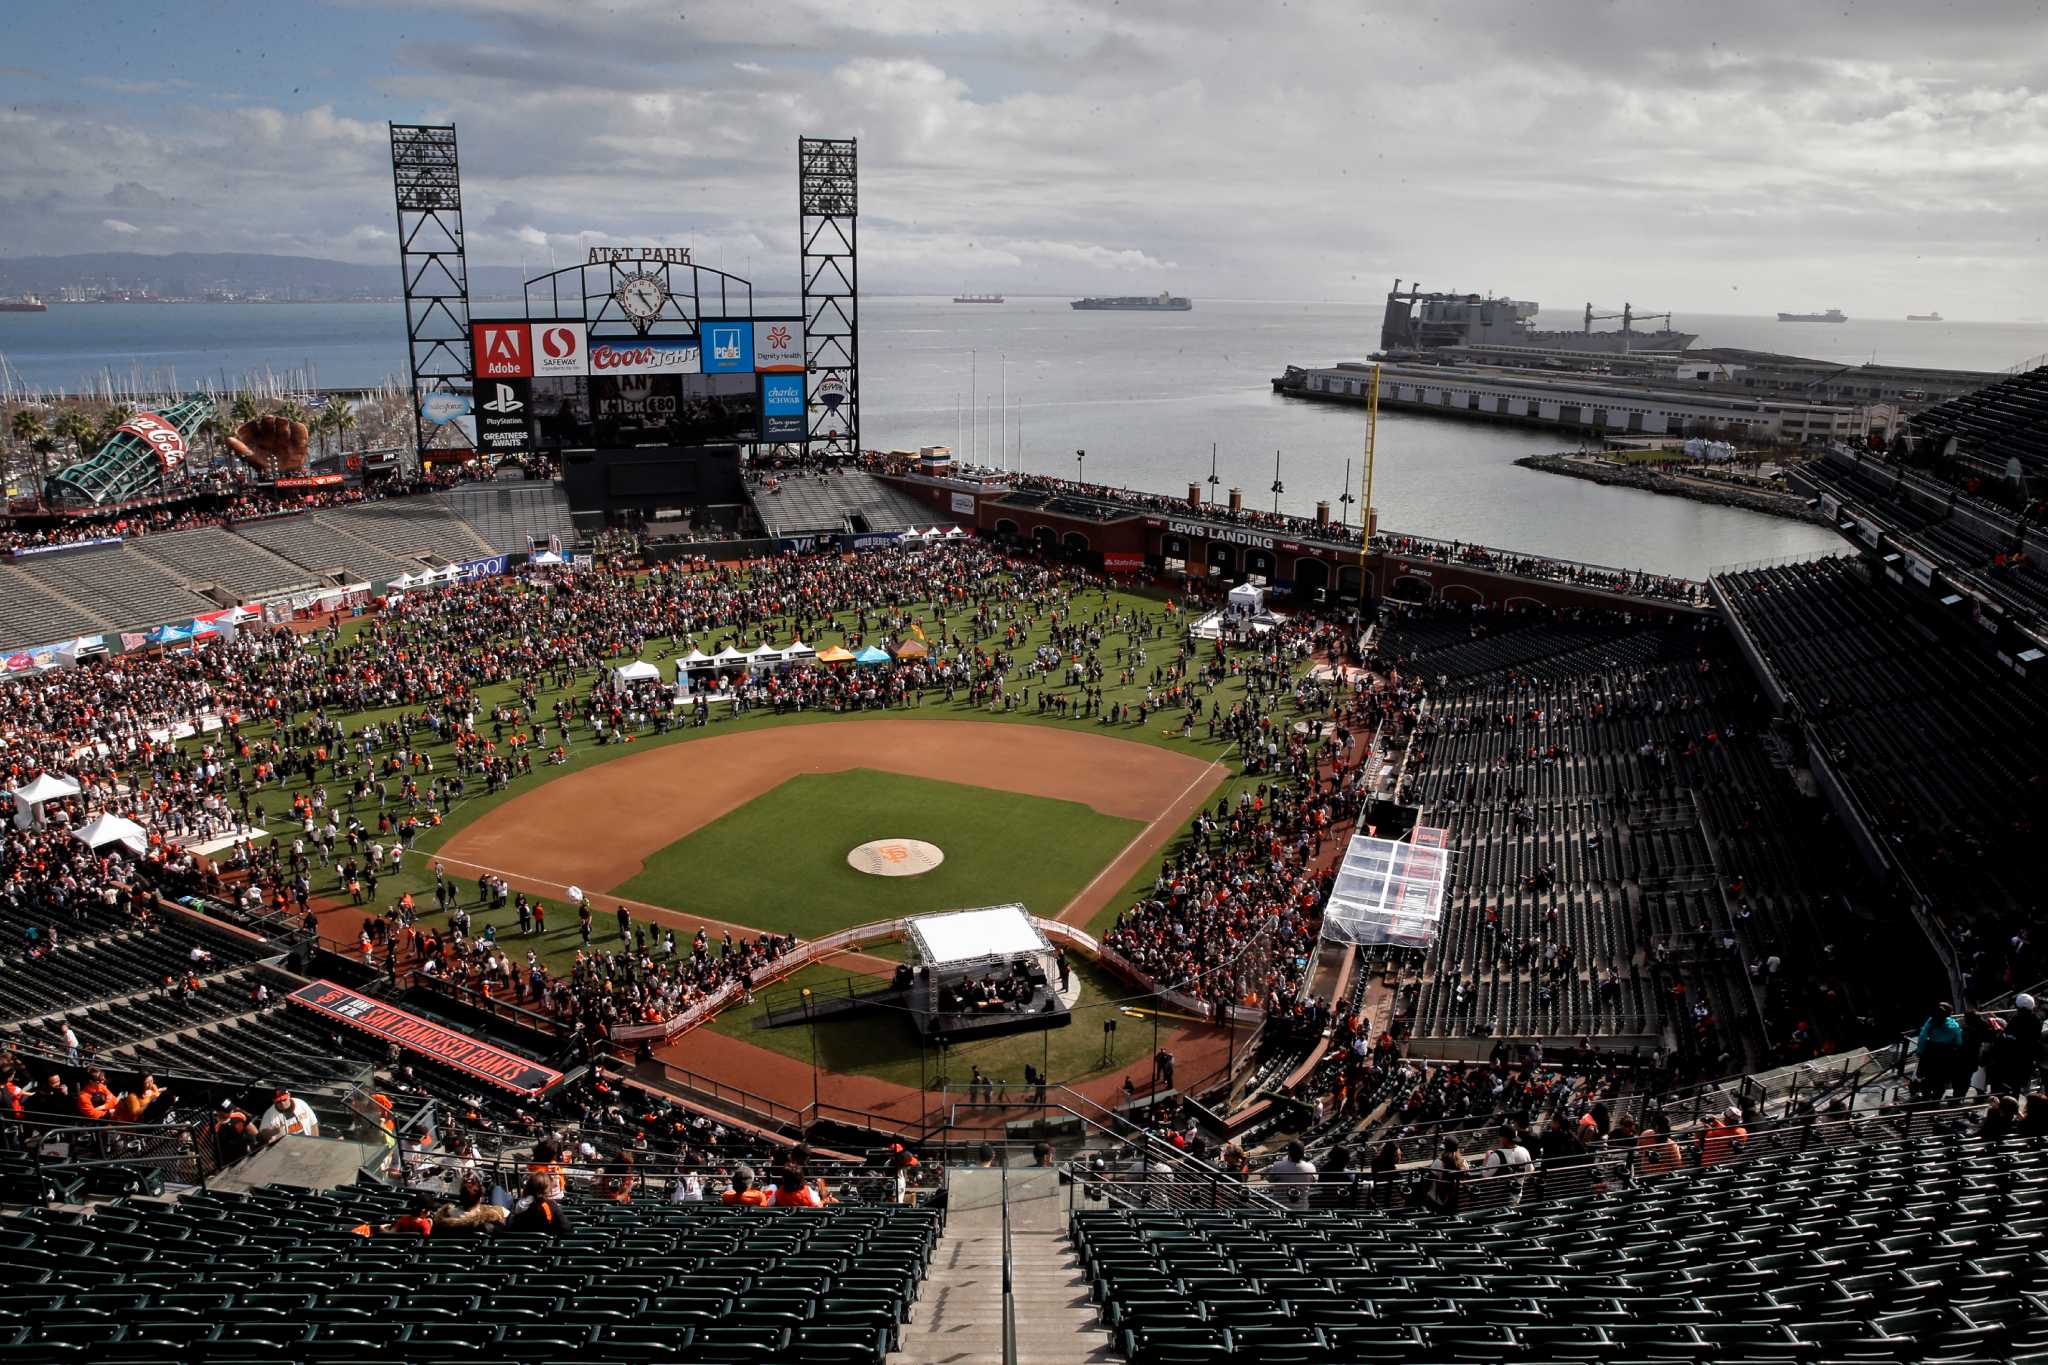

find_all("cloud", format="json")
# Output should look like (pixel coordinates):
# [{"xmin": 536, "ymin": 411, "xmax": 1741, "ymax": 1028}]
[
  {"xmin": 101, "ymin": 219, "xmax": 141, "ymax": 234},
  {"xmin": 0, "ymin": 0, "xmax": 2041, "ymax": 319}
]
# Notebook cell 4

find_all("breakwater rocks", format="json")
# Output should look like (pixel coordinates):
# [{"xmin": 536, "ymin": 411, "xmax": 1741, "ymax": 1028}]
[{"xmin": 1515, "ymin": 454, "xmax": 1832, "ymax": 525}]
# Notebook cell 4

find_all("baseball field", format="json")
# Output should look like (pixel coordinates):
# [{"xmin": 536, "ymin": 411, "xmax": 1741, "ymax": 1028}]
[{"xmin": 232, "ymin": 575, "xmax": 1297, "ymax": 1113}]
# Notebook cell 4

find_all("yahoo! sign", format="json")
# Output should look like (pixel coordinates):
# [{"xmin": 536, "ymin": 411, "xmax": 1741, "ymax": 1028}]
[
  {"xmin": 1166, "ymin": 519, "xmax": 1274, "ymax": 551},
  {"xmin": 588, "ymin": 338, "xmax": 700, "ymax": 376}
]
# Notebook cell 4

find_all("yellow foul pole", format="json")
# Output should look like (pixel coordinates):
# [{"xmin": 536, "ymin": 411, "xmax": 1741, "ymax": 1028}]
[{"xmin": 1360, "ymin": 362, "xmax": 1380, "ymax": 574}]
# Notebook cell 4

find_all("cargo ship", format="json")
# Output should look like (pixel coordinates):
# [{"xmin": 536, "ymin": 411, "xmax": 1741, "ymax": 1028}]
[
  {"xmin": 1380, "ymin": 280, "xmax": 1693, "ymax": 354},
  {"xmin": 1778, "ymin": 308, "xmax": 1847, "ymax": 323},
  {"xmin": 0, "ymin": 295, "xmax": 48, "ymax": 313},
  {"xmin": 953, "ymin": 294, "xmax": 1005, "ymax": 304},
  {"xmin": 1071, "ymin": 292, "xmax": 1192, "ymax": 311},
  {"xmin": 1907, "ymin": 312, "xmax": 1943, "ymax": 322}
]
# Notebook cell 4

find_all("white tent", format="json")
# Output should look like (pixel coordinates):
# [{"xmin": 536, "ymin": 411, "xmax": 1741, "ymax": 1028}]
[
  {"xmin": 783, "ymin": 639, "xmax": 817, "ymax": 662},
  {"xmin": 530, "ymin": 549, "xmax": 565, "ymax": 566},
  {"xmin": 907, "ymin": 904, "xmax": 1052, "ymax": 969},
  {"xmin": 945, "ymin": 525, "xmax": 968, "ymax": 538},
  {"xmin": 1228, "ymin": 582, "xmax": 1266, "ymax": 615},
  {"xmin": 680, "ymin": 648, "xmax": 716, "ymax": 671},
  {"xmin": 711, "ymin": 645, "xmax": 751, "ymax": 669},
  {"xmin": 748, "ymin": 644, "xmax": 784, "ymax": 668},
  {"xmin": 921, "ymin": 526, "xmax": 944, "ymax": 539},
  {"xmin": 73, "ymin": 811, "xmax": 148, "ymax": 856},
  {"xmin": 12, "ymin": 772, "xmax": 80, "ymax": 830},
  {"xmin": 612, "ymin": 660, "xmax": 663, "ymax": 686},
  {"xmin": 898, "ymin": 527, "xmax": 924, "ymax": 542}
]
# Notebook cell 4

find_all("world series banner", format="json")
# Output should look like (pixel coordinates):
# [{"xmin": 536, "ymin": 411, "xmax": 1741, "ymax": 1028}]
[{"xmin": 288, "ymin": 980, "xmax": 561, "ymax": 1095}]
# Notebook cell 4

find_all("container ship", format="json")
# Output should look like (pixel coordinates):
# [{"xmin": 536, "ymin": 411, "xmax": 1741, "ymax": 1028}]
[
  {"xmin": 1380, "ymin": 280, "xmax": 1693, "ymax": 354},
  {"xmin": 1778, "ymin": 308, "xmax": 1847, "ymax": 323},
  {"xmin": 952, "ymin": 294, "xmax": 1005, "ymax": 304},
  {"xmin": 1071, "ymin": 292, "xmax": 1192, "ymax": 311},
  {"xmin": 1907, "ymin": 312, "xmax": 1943, "ymax": 322},
  {"xmin": 0, "ymin": 295, "xmax": 48, "ymax": 313}
]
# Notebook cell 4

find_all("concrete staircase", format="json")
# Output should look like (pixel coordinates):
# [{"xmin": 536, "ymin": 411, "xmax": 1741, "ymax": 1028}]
[{"xmin": 896, "ymin": 1166, "xmax": 1113, "ymax": 1365}]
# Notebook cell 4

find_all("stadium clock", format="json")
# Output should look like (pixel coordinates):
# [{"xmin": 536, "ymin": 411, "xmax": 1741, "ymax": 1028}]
[{"xmin": 613, "ymin": 272, "xmax": 667, "ymax": 332}]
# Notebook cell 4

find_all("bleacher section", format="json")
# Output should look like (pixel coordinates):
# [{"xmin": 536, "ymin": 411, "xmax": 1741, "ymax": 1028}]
[
  {"xmin": 1900, "ymin": 362, "xmax": 2048, "ymax": 489},
  {"xmin": 441, "ymin": 482, "xmax": 576, "ymax": 552},
  {"xmin": 1392, "ymin": 614, "xmax": 1846, "ymax": 1060},
  {"xmin": 1075, "ymin": 1128, "xmax": 2048, "ymax": 1364},
  {"xmin": 0, "ymin": 917, "xmax": 268, "ymax": 1026},
  {"xmin": 0, "ymin": 562, "xmax": 105, "ymax": 646},
  {"xmin": 1715, "ymin": 556, "xmax": 2046, "ymax": 948},
  {"xmin": 124, "ymin": 527, "xmax": 317, "ymax": 601},
  {"xmin": 751, "ymin": 472, "xmax": 939, "ymax": 537},
  {"xmin": 0, "ymin": 1185, "xmax": 941, "ymax": 1365},
  {"xmin": 4, "ymin": 545, "xmax": 217, "ymax": 634},
  {"xmin": 230, "ymin": 513, "xmax": 417, "ymax": 583},
  {"xmin": 316, "ymin": 500, "xmax": 492, "ymax": 563}
]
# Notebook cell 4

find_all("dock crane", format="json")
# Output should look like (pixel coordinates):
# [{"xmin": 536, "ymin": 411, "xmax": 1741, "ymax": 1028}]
[{"xmin": 1582, "ymin": 302, "xmax": 1675, "ymax": 335}]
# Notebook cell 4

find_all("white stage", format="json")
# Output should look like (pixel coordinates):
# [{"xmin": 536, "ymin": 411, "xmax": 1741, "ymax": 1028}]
[{"xmin": 907, "ymin": 903, "xmax": 1050, "ymax": 969}]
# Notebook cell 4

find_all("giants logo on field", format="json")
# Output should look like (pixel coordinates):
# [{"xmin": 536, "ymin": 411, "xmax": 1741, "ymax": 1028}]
[
  {"xmin": 472, "ymin": 323, "xmax": 531, "ymax": 378},
  {"xmin": 117, "ymin": 413, "xmax": 188, "ymax": 471},
  {"xmin": 530, "ymin": 321, "xmax": 587, "ymax": 377}
]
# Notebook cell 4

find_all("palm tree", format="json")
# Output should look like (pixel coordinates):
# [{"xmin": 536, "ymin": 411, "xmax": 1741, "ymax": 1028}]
[
  {"xmin": 274, "ymin": 399, "xmax": 309, "ymax": 429},
  {"xmin": 55, "ymin": 411, "xmax": 97, "ymax": 468},
  {"xmin": 229, "ymin": 392, "xmax": 260, "ymax": 428},
  {"xmin": 327, "ymin": 402, "xmax": 357, "ymax": 459},
  {"xmin": 98, "ymin": 403, "xmax": 136, "ymax": 450},
  {"xmin": 30, "ymin": 436, "xmax": 58, "ymax": 504},
  {"xmin": 9, "ymin": 408, "xmax": 43, "ymax": 501},
  {"xmin": 198, "ymin": 404, "xmax": 230, "ymax": 492}
]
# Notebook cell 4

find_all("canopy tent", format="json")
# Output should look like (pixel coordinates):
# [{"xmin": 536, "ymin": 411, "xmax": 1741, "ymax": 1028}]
[
  {"xmin": 748, "ymin": 644, "xmax": 784, "ymax": 667},
  {"xmin": 945, "ymin": 525, "xmax": 968, "ymax": 538},
  {"xmin": 921, "ymin": 526, "xmax": 945, "ymax": 539},
  {"xmin": 73, "ymin": 811, "xmax": 148, "ymax": 857},
  {"xmin": 1227, "ymin": 582, "xmax": 1266, "ymax": 615},
  {"xmin": 816, "ymin": 645, "xmax": 856, "ymax": 664},
  {"xmin": 898, "ymin": 527, "xmax": 925, "ymax": 542},
  {"xmin": 711, "ymin": 646, "xmax": 751, "ymax": 669},
  {"xmin": 907, "ymin": 904, "xmax": 1052, "ymax": 971},
  {"xmin": 149, "ymin": 623, "xmax": 195, "ymax": 645},
  {"xmin": 12, "ymin": 772, "xmax": 80, "ymax": 830},
  {"xmin": 612, "ymin": 660, "xmax": 663, "ymax": 686},
  {"xmin": 853, "ymin": 645, "xmax": 892, "ymax": 666},
  {"xmin": 680, "ymin": 648, "xmax": 716, "ymax": 671},
  {"xmin": 530, "ymin": 549, "xmax": 566, "ymax": 566},
  {"xmin": 782, "ymin": 640, "xmax": 817, "ymax": 661},
  {"xmin": 891, "ymin": 638, "xmax": 930, "ymax": 659}
]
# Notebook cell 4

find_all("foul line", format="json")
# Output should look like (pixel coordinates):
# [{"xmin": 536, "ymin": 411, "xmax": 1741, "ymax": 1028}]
[
  {"xmin": 393, "ymin": 848, "xmax": 901, "ymax": 974},
  {"xmin": 1057, "ymin": 758, "xmax": 1226, "ymax": 927}
]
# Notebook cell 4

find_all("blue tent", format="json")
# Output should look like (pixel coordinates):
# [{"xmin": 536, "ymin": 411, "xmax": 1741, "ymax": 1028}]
[
  {"xmin": 148, "ymin": 623, "xmax": 195, "ymax": 644},
  {"xmin": 853, "ymin": 645, "xmax": 891, "ymax": 666}
]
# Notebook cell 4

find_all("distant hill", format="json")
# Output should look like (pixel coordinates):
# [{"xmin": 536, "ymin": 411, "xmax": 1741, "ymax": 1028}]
[{"xmin": 0, "ymin": 251, "xmax": 533, "ymax": 301}]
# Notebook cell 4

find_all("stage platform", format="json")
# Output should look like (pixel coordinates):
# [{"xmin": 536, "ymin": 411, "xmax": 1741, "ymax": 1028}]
[{"xmin": 753, "ymin": 962, "xmax": 1073, "ymax": 1043}]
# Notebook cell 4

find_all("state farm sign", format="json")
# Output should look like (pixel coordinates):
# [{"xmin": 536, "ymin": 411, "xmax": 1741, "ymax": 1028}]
[{"xmin": 1166, "ymin": 519, "xmax": 1274, "ymax": 550}]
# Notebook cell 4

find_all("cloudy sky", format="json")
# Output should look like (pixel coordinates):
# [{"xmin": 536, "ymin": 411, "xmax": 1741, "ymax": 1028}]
[{"xmin": 2, "ymin": 0, "xmax": 2043, "ymax": 317}]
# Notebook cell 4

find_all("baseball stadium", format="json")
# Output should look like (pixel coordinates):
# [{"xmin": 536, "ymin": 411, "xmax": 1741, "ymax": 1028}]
[{"xmin": 0, "ymin": 129, "xmax": 2042, "ymax": 1365}]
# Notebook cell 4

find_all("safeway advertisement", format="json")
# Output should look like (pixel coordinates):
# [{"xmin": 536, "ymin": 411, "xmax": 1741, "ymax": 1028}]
[{"xmin": 588, "ymin": 337, "xmax": 700, "ymax": 376}]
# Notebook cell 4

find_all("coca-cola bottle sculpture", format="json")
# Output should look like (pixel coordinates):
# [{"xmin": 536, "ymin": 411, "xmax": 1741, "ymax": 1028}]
[{"xmin": 45, "ymin": 395, "xmax": 213, "ymax": 508}]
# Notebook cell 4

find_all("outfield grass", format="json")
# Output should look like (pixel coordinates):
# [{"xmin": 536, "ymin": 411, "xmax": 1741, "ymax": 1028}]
[
  {"xmin": 702, "ymin": 955, "xmax": 1153, "ymax": 1089},
  {"xmin": 612, "ymin": 770, "xmax": 1144, "ymax": 938}
]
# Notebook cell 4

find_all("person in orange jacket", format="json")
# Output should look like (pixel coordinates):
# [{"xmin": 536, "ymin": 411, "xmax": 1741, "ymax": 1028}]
[
  {"xmin": 75, "ymin": 1068, "xmax": 118, "ymax": 1121},
  {"xmin": 720, "ymin": 1165, "xmax": 772, "ymax": 1206},
  {"xmin": 112, "ymin": 1074, "xmax": 165, "ymax": 1124},
  {"xmin": 1701, "ymin": 1106, "xmax": 1749, "ymax": 1165}
]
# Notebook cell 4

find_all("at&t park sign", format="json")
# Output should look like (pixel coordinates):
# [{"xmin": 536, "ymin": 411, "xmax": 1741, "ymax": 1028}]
[
  {"xmin": 1166, "ymin": 518, "xmax": 1275, "ymax": 551},
  {"xmin": 587, "ymin": 245, "xmax": 693, "ymax": 265}
]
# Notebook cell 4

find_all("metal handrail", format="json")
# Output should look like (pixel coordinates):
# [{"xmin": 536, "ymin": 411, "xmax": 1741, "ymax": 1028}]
[{"xmin": 999, "ymin": 1154, "xmax": 1018, "ymax": 1365}]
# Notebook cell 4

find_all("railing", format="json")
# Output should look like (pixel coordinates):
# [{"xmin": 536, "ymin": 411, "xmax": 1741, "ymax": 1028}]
[
  {"xmin": 1, "ymin": 1113, "xmax": 212, "ymax": 1193},
  {"xmin": 646, "ymin": 1059, "xmax": 810, "ymax": 1132},
  {"xmin": 999, "ymin": 1156, "xmax": 1019, "ymax": 1365}
]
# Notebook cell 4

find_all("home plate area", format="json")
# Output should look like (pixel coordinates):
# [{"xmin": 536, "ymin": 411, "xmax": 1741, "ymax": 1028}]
[{"xmin": 845, "ymin": 838, "xmax": 945, "ymax": 877}]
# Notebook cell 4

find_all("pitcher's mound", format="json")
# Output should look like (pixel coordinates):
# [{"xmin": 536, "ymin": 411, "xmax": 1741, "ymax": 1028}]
[{"xmin": 847, "ymin": 838, "xmax": 946, "ymax": 877}]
